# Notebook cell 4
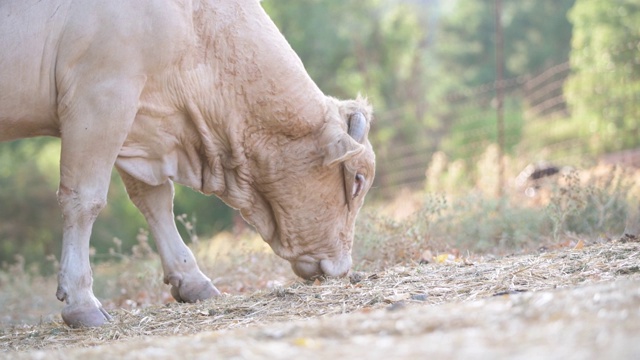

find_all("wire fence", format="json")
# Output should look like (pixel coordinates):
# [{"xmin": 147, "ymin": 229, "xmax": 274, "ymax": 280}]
[{"xmin": 373, "ymin": 61, "xmax": 639, "ymax": 198}]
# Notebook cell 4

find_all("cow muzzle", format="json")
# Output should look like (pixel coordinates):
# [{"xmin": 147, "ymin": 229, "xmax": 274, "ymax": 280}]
[{"xmin": 291, "ymin": 254, "xmax": 353, "ymax": 280}]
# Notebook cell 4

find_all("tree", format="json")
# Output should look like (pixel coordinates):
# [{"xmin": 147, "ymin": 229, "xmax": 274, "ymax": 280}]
[
  {"xmin": 565, "ymin": 0, "xmax": 640, "ymax": 153},
  {"xmin": 0, "ymin": 139, "xmax": 62, "ymax": 267},
  {"xmin": 435, "ymin": 0, "xmax": 575, "ymax": 89},
  {"xmin": 430, "ymin": 0, "xmax": 576, "ymax": 161}
]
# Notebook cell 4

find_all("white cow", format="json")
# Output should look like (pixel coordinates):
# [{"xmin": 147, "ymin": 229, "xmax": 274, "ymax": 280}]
[{"xmin": 0, "ymin": 0, "xmax": 375, "ymax": 327}]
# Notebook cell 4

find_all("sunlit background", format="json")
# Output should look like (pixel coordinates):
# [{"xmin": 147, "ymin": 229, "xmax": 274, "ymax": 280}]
[{"xmin": 1, "ymin": 0, "xmax": 638, "ymax": 288}]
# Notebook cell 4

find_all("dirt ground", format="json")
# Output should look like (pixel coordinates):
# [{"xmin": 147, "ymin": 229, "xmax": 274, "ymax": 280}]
[{"xmin": 2, "ymin": 239, "xmax": 639, "ymax": 359}]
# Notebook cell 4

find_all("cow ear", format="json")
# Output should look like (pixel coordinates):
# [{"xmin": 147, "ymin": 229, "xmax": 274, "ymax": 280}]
[{"xmin": 323, "ymin": 132, "xmax": 365, "ymax": 167}]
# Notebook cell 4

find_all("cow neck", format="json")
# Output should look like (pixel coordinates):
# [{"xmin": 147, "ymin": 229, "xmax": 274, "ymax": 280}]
[
  {"xmin": 173, "ymin": 0, "xmax": 332, "ymax": 209},
  {"xmin": 193, "ymin": 0, "xmax": 328, "ymax": 138}
]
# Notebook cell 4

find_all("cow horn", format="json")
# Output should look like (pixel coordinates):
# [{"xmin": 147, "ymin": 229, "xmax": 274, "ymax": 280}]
[{"xmin": 348, "ymin": 112, "xmax": 367, "ymax": 143}]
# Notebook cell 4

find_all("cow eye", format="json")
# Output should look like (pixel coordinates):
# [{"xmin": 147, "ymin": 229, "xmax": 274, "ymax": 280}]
[{"xmin": 353, "ymin": 173, "xmax": 365, "ymax": 198}]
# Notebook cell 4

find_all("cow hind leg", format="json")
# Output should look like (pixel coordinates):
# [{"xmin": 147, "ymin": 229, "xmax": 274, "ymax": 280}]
[
  {"xmin": 117, "ymin": 170, "xmax": 220, "ymax": 302},
  {"xmin": 55, "ymin": 79, "xmax": 143, "ymax": 327}
]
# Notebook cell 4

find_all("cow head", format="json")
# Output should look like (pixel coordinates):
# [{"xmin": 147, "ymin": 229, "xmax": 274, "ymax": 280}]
[{"xmin": 241, "ymin": 97, "xmax": 375, "ymax": 280}]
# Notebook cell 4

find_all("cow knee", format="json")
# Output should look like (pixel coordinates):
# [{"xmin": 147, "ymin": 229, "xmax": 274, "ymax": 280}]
[{"xmin": 57, "ymin": 185, "xmax": 107, "ymax": 225}]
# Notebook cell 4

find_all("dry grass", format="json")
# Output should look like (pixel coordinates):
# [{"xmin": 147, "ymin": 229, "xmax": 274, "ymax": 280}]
[
  {"xmin": 354, "ymin": 162, "xmax": 640, "ymax": 269},
  {"xmin": 0, "ymin": 230, "xmax": 294, "ymax": 327},
  {"xmin": 17, "ymin": 277, "xmax": 640, "ymax": 359},
  {"xmin": 2, "ymin": 235, "xmax": 638, "ymax": 353}
]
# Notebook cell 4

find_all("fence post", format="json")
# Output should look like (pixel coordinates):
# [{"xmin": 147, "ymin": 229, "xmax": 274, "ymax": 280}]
[{"xmin": 494, "ymin": 0, "xmax": 505, "ymax": 198}]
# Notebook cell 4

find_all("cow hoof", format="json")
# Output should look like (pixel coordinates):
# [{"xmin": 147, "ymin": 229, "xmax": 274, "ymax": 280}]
[
  {"xmin": 171, "ymin": 279, "xmax": 221, "ymax": 303},
  {"xmin": 61, "ymin": 304, "xmax": 112, "ymax": 328}
]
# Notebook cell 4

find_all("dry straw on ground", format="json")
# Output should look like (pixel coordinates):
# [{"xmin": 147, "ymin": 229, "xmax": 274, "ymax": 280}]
[{"xmin": 1, "ymin": 235, "xmax": 638, "ymax": 355}]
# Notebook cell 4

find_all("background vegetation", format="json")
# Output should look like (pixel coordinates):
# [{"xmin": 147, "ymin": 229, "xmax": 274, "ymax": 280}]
[{"xmin": 1, "ymin": 0, "xmax": 638, "ymax": 271}]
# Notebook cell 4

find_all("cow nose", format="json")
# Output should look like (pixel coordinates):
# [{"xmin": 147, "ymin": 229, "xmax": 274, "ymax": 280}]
[
  {"xmin": 291, "ymin": 255, "xmax": 352, "ymax": 280},
  {"xmin": 291, "ymin": 259, "xmax": 323, "ymax": 280},
  {"xmin": 320, "ymin": 255, "xmax": 352, "ymax": 277}
]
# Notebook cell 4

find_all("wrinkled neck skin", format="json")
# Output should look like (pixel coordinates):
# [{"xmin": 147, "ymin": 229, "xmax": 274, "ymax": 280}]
[{"xmin": 119, "ymin": 0, "xmax": 327, "ymax": 250}]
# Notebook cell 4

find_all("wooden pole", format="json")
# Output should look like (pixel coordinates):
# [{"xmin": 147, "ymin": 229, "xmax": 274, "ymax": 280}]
[{"xmin": 494, "ymin": 0, "xmax": 505, "ymax": 198}]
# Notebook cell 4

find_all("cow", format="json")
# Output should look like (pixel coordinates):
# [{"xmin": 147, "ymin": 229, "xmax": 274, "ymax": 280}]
[{"xmin": 0, "ymin": 0, "xmax": 375, "ymax": 327}]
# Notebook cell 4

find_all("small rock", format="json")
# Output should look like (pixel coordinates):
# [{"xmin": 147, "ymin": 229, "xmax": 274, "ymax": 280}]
[
  {"xmin": 386, "ymin": 301, "xmax": 406, "ymax": 312},
  {"xmin": 410, "ymin": 294, "xmax": 428, "ymax": 301},
  {"xmin": 349, "ymin": 272, "xmax": 365, "ymax": 284}
]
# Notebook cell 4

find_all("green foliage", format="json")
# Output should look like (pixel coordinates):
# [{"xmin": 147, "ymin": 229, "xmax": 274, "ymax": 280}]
[
  {"xmin": 427, "ymin": 0, "xmax": 576, "ymax": 168},
  {"xmin": 264, "ymin": 0, "xmax": 434, "ymax": 147},
  {"xmin": 565, "ymin": 0, "xmax": 640, "ymax": 153},
  {"xmin": 436, "ymin": 0, "xmax": 575, "ymax": 88},
  {"xmin": 440, "ymin": 96, "xmax": 524, "ymax": 161},
  {"xmin": 0, "ymin": 140, "xmax": 62, "ymax": 267},
  {"xmin": 172, "ymin": 187, "xmax": 235, "ymax": 242},
  {"xmin": 516, "ymin": 115, "xmax": 592, "ymax": 161}
]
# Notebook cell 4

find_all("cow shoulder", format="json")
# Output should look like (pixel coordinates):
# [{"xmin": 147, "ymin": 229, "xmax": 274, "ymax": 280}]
[{"xmin": 58, "ymin": 0, "xmax": 196, "ymax": 80}]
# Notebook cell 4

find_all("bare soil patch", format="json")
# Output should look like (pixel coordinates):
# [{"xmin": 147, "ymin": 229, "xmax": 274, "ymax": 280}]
[{"xmin": 2, "ymin": 238, "xmax": 639, "ymax": 359}]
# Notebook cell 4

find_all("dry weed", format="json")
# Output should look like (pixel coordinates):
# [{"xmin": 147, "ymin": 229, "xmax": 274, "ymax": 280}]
[{"xmin": 1, "ymin": 236, "xmax": 638, "ymax": 353}]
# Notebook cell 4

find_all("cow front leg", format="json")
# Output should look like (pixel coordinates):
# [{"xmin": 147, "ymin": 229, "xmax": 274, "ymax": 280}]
[
  {"xmin": 117, "ymin": 170, "xmax": 220, "ymax": 302},
  {"xmin": 56, "ymin": 184, "xmax": 112, "ymax": 327},
  {"xmin": 55, "ymin": 78, "xmax": 144, "ymax": 327}
]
